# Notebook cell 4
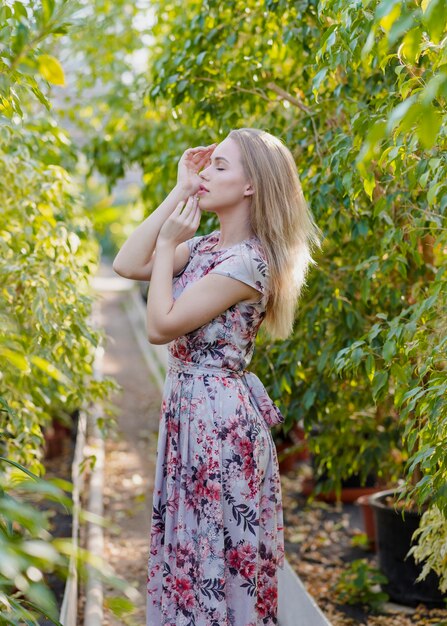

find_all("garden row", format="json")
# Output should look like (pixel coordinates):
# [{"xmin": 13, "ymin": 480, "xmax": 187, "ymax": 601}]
[{"xmin": 0, "ymin": 0, "xmax": 446, "ymax": 622}]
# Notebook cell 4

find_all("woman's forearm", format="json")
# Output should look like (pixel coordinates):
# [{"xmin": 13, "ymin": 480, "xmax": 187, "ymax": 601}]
[
  {"xmin": 146, "ymin": 239, "xmax": 176, "ymax": 344},
  {"xmin": 112, "ymin": 184, "xmax": 189, "ymax": 276}
]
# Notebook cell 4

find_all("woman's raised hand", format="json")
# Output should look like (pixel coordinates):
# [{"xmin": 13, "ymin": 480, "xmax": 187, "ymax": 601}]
[
  {"xmin": 177, "ymin": 144, "xmax": 216, "ymax": 196},
  {"xmin": 157, "ymin": 195, "xmax": 201, "ymax": 247}
]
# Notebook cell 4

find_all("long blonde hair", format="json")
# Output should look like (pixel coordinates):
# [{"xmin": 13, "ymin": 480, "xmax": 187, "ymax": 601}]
[{"xmin": 229, "ymin": 128, "xmax": 323, "ymax": 340}]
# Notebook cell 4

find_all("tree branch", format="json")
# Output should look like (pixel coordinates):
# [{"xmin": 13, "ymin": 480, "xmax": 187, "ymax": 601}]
[{"xmin": 266, "ymin": 81, "xmax": 313, "ymax": 115}]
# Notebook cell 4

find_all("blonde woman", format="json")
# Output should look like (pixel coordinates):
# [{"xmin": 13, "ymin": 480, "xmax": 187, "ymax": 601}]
[{"xmin": 113, "ymin": 128, "xmax": 322, "ymax": 625}]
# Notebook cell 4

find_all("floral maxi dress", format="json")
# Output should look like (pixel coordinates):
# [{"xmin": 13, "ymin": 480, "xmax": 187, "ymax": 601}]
[{"xmin": 146, "ymin": 230, "xmax": 285, "ymax": 626}]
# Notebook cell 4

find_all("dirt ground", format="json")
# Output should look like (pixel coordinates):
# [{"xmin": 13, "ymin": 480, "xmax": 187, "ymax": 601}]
[{"xmin": 280, "ymin": 469, "xmax": 447, "ymax": 626}]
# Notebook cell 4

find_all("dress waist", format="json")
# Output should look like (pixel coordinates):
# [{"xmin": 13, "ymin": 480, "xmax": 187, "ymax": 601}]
[
  {"xmin": 167, "ymin": 354, "xmax": 284, "ymax": 428},
  {"xmin": 168, "ymin": 353, "xmax": 245, "ymax": 378}
]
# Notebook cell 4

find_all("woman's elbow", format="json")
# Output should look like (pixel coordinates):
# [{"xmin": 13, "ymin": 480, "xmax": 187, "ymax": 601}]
[
  {"xmin": 147, "ymin": 331, "xmax": 162, "ymax": 345},
  {"xmin": 112, "ymin": 260, "xmax": 130, "ymax": 278},
  {"xmin": 147, "ymin": 323, "xmax": 171, "ymax": 345},
  {"xmin": 147, "ymin": 332, "xmax": 170, "ymax": 345}
]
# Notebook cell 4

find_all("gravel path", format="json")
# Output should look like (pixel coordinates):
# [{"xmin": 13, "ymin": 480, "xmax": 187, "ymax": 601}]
[{"xmin": 93, "ymin": 263, "xmax": 161, "ymax": 625}]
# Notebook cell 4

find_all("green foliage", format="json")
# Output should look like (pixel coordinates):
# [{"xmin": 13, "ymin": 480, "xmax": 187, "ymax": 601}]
[
  {"xmin": 0, "ymin": 2, "xmax": 123, "ymax": 622},
  {"xmin": 0, "ymin": 457, "xmax": 69, "ymax": 625},
  {"xmin": 0, "ymin": 454, "xmax": 139, "ymax": 625},
  {"xmin": 0, "ymin": 0, "xmax": 77, "ymax": 117},
  {"xmin": 409, "ymin": 505, "xmax": 447, "ymax": 593},
  {"xmin": 70, "ymin": 0, "xmax": 447, "ymax": 586},
  {"xmin": 0, "ymin": 124, "xmax": 118, "ymax": 470},
  {"xmin": 334, "ymin": 559, "xmax": 389, "ymax": 611}
]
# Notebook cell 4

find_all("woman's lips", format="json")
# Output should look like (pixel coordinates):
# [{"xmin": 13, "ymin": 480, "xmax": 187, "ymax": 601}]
[{"xmin": 197, "ymin": 185, "xmax": 209, "ymax": 195}]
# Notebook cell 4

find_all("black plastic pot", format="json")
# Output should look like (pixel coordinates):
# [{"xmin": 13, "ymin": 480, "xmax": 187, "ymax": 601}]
[{"xmin": 370, "ymin": 489, "xmax": 446, "ymax": 606}]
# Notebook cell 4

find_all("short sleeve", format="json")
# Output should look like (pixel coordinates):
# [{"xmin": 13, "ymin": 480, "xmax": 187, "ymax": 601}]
[
  {"xmin": 208, "ymin": 245, "xmax": 269, "ymax": 299},
  {"xmin": 172, "ymin": 235, "xmax": 204, "ymax": 278},
  {"xmin": 186, "ymin": 234, "xmax": 204, "ymax": 256}
]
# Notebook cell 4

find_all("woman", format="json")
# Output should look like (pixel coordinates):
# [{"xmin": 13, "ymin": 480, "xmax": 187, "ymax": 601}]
[{"xmin": 113, "ymin": 128, "xmax": 322, "ymax": 625}]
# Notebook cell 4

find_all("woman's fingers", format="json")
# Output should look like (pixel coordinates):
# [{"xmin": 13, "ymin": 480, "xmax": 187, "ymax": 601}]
[
  {"xmin": 191, "ymin": 147, "xmax": 214, "ymax": 164},
  {"xmin": 193, "ymin": 200, "xmax": 201, "ymax": 226},
  {"xmin": 190, "ymin": 196, "xmax": 200, "ymax": 224},
  {"xmin": 180, "ymin": 195, "xmax": 197, "ymax": 221},
  {"xmin": 185, "ymin": 146, "xmax": 207, "ymax": 154},
  {"xmin": 185, "ymin": 143, "xmax": 216, "ymax": 157},
  {"xmin": 198, "ymin": 156, "xmax": 212, "ymax": 171}
]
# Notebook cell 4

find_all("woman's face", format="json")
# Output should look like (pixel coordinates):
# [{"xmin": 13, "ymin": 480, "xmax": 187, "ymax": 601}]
[{"xmin": 197, "ymin": 137, "xmax": 253, "ymax": 211}]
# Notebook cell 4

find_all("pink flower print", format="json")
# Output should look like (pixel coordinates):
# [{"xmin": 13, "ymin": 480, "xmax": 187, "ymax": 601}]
[
  {"xmin": 227, "ymin": 460, "xmax": 241, "ymax": 481},
  {"xmin": 174, "ymin": 576, "xmax": 192, "ymax": 594},
  {"xmin": 167, "ymin": 416, "xmax": 179, "ymax": 436},
  {"xmin": 166, "ymin": 489, "xmax": 179, "ymax": 515},
  {"xmin": 236, "ymin": 435, "xmax": 253, "ymax": 457},
  {"xmin": 261, "ymin": 559, "xmax": 276, "ymax": 578},
  {"xmin": 164, "ymin": 573, "xmax": 174, "ymax": 589},
  {"xmin": 227, "ymin": 547, "xmax": 242, "ymax": 571},
  {"xmin": 196, "ymin": 464, "xmax": 208, "ymax": 483},
  {"xmin": 176, "ymin": 542, "xmax": 195, "ymax": 568},
  {"xmin": 264, "ymin": 583, "xmax": 278, "ymax": 609},
  {"xmin": 260, "ymin": 503, "xmax": 273, "ymax": 525},
  {"xmin": 241, "ymin": 560, "xmax": 257, "ymax": 579},
  {"xmin": 227, "ymin": 415, "xmax": 240, "ymax": 431},
  {"xmin": 205, "ymin": 480, "xmax": 221, "ymax": 501},
  {"xmin": 239, "ymin": 543, "xmax": 256, "ymax": 561},
  {"xmin": 175, "ymin": 341, "xmax": 190, "ymax": 361},
  {"xmin": 181, "ymin": 591, "xmax": 195, "ymax": 610},
  {"xmin": 229, "ymin": 429, "xmax": 241, "ymax": 446},
  {"xmin": 198, "ymin": 536, "xmax": 211, "ymax": 559},
  {"xmin": 255, "ymin": 595, "xmax": 269, "ymax": 619},
  {"xmin": 242, "ymin": 454, "xmax": 254, "ymax": 479},
  {"xmin": 193, "ymin": 479, "xmax": 206, "ymax": 499}
]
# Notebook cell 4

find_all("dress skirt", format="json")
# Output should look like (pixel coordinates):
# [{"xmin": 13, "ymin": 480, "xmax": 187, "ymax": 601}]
[{"xmin": 146, "ymin": 353, "xmax": 285, "ymax": 626}]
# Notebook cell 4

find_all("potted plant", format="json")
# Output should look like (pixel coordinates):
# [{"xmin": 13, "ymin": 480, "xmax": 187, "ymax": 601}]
[
  {"xmin": 43, "ymin": 408, "xmax": 79, "ymax": 460},
  {"xmin": 369, "ymin": 488, "xmax": 446, "ymax": 606},
  {"xmin": 299, "ymin": 416, "xmax": 401, "ymax": 504},
  {"xmin": 333, "ymin": 232, "xmax": 447, "ymax": 605}
]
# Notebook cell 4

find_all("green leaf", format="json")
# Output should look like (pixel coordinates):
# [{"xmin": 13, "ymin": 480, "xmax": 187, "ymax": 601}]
[
  {"xmin": 37, "ymin": 55, "xmax": 66, "ymax": 86},
  {"xmin": 311, "ymin": 67, "xmax": 327, "ymax": 102},
  {"xmin": 0, "ymin": 457, "xmax": 40, "ymax": 480},
  {"xmin": 417, "ymin": 105, "xmax": 443, "ymax": 149},
  {"xmin": 382, "ymin": 339, "xmax": 396, "ymax": 363},
  {"xmin": 372, "ymin": 370, "xmax": 389, "ymax": 401},
  {"xmin": 30, "ymin": 355, "xmax": 70, "ymax": 384},
  {"xmin": 400, "ymin": 26, "xmax": 422, "ymax": 64},
  {"xmin": 196, "ymin": 51, "xmax": 207, "ymax": 66},
  {"xmin": 365, "ymin": 354, "xmax": 375, "ymax": 382},
  {"xmin": 0, "ymin": 347, "xmax": 30, "ymax": 373},
  {"xmin": 421, "ymin": 0, "xmax": 447, "ymax": 43},
  {"xmin": 105, "ymin": 596, "xmax": 136, "ymax": 618},
  {"xmin": 41, "ymin": 0, "xmax": 55, "ymax": 22},
  {"xmin": 362, "ymin": 172, "xmax": 376, "ymax": 200},
  {"xmin": 376, "ymin": 0, "xmax": 401, "ymax": 33}
]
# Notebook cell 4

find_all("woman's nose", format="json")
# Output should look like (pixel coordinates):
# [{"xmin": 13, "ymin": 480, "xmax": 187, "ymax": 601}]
[{"xmin": 199, "ymin": 166, "xmax": 210, "ymax": 179}]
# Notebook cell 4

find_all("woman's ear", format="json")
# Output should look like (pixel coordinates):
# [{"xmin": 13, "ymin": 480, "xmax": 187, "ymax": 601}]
[{"xmin": 244, "ymin": 183, "xmax": 254, "ymax": 197}]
